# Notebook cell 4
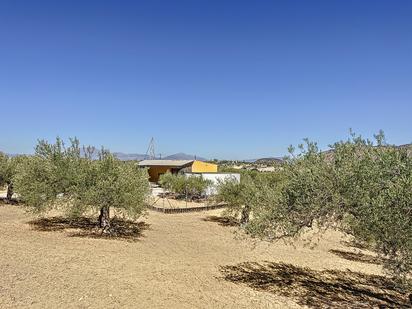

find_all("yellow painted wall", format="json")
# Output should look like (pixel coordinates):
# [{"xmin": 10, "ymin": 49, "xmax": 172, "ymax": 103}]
[
  {"xmin": 146, "ymin": 161, "xmax": 217, "ymax": 182},
  {"xmin": 191, "ymin": 161, "xmax": 218, "ymax": 173},
  {"xmin": 148, "ymin": 166, "xmax": 172, "ymax": 182}
]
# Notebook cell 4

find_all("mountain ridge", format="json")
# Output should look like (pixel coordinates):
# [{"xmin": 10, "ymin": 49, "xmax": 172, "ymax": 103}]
[
  {"xmin": 2, "ymin": 143, "xmax": 410, "ymax": 161},
  {"xmin": 113, "ymin": 152, "xmax": 207, "ymax": 161}
]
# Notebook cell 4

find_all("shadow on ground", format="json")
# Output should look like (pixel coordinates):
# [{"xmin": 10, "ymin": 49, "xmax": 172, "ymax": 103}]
[
  {"xmin": 220, "ymin": 261, "xmax": 411, "ymax": 308},
  {"xmin": 341, "ymin": 239, "xmax": 375, "ymax": 252},
  {"xmin": 330, "ymin": 249, "xmax": 384, "ymax": 265},
  {"xmin": 29, "ymin": 216, "xmax": 150, "ymax": 241},
  {"xmin": 0, "ymin": 197, "xmax": 18, "ymax": 205},
  {"xmin": 202, "ymin": 215, "xmax": 239, "ymax": 227}
]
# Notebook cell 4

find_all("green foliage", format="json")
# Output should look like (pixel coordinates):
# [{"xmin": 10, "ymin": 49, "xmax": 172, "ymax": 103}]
[
  {"xmin": 186, "ymin": 176, "xmax": 212, "ymax": 197},
  {"xmin": 331, "ymin": 133, "xmax": 412, "ymax": 279},
  {"xmin": 14, "ymin": 138, "xmax": 82, "ymax": 211},
  {"xmin": 0, "ymin": 152, "xmax": 26, "ymax": 200},
  {"xmin": 215, "ymin": 172, "xmax": 284, "ymax": 224},
  {"xmin": 0, "ymin": 152, "xmax": 12, "ymax": 188},
  {"xmin": 0, "ymin": 153, "xmax": 22, "ymax": 186},
  {"xmin": 14, "ymin": 138, "xmax": 150, "ymax": 223},
  {"xmin": 216, "ymin": 132, "xmax": 412, "ymax": 281},
  {"xmin": 158, "ymin": 173, "xmax": 212, "ymax": 199},
  {"xmin": 249, "ymin": 140, "xmax": 339, "ymax": 238},
  {"xmin": 71, "ymin": 153, "xmax": 150, "ymax": 219},
  {"xmin": 159, "ymin": 172, "xmax": 185, "ymax": 193}
]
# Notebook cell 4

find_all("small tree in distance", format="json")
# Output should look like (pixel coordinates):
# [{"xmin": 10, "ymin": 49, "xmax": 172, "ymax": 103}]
[
  {"xmin": 215, "ymin": 172, "xmax": 284, "ymax": 226},
  {"xmin": 159, "ymin": 172, "xmax": 212, "ymax": 200},
  {"xmin": 0, "ymin": 152, "xmax": 21, "ymax": 202}
]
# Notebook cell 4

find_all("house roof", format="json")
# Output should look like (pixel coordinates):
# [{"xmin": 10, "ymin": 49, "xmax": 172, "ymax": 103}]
[{"xmin": 138, "ymin": 160, "xmax": 194, "ymax": 167}]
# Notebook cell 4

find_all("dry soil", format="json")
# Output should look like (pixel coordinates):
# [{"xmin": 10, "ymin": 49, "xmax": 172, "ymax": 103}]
[{"xmin": 0, "ymin": 203, "xmax": 402, "ymax": 308}]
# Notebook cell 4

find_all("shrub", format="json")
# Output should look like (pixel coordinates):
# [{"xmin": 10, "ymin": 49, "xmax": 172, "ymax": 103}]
[
  {"xmin": 215, "ymin": 171, "xmax": 284, "ymax": 225},
  {"xmin": 159, "ymin": 172, "xmax": 185, "ymax": 194},
  {"xmin": 159, "ymin": 173, "xmax": 212, "ymax": 199}
]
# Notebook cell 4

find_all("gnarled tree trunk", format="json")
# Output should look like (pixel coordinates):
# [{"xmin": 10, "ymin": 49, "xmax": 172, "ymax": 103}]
[
  {"xmin": 6, "ymin": 182, "xmax": 13, "ymax": 202},
  {"xmin": 240, "ymin": 204, "xmax": 251, "ymax": 226},
  {"xmin": 99, "ymin": 206, "xmax": 110, "ymax": 232}
]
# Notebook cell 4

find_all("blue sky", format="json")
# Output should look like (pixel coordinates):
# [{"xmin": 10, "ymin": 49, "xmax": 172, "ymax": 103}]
[{"xmin": 1, "ymin": 1, "xmax": 411, "ymax": 159}]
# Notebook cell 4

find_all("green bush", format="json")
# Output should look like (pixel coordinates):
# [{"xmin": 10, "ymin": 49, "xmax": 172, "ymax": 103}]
[
  {"xmin": 215, "ymin": 171, "xmax": 284, "ymax": 225},
  {"xmin": 186, "ymin": 175, "xmax": 212, "ymax": 198},
  {"xmin": 159, "ymin": 173, "xmax": 211, "ymax": 199},
  {"xmin": 159, "ymin": 172, "xmax": 186, "ymax": 194}
]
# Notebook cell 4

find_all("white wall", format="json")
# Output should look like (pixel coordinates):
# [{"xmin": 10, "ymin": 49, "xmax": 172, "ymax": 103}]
[{"xmin": 184, "ymin": 172, "xmax": 240, "ymax": 196}]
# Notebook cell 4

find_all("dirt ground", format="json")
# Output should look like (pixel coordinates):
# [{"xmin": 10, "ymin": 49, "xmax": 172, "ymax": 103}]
[
  {"xmin": 0, "ymin": 203, "xmax": 409, "ymax": 308},
  {"xmin": 149, "ymin": 196, "xmax": 214, "ymax": 209}
]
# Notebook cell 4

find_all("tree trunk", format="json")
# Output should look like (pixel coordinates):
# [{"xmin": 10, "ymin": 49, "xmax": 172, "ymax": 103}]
[
  {"xmin": 240, "ymin": 205, "xmax": 250, "ymax": 226},
  {"xmin": 6, "ymin": 182, "xmax": 13, "ymax": 202},
  {"xmin": 99, "ymin": 206, "xmax": 110, "ymax": 232}
]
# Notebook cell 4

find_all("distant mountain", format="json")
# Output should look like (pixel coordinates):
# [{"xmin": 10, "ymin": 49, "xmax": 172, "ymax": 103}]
[
  {"xmin": 113, "ymin": 152, "xmax": 148, "ymax": 161},
  {"xmin": 113, "ymin": 152, "xmax": 207, "ymax": 161},
  {"xmin": 163, "ymin": 152, "xmax": 207, "ymax": 161},
  {"xmin": 397, "ymin": 143, "xmax": 412, "ymax": 151},
  {"xmin": 243, "ymin": 157, "xmax": 283, "ymax": 164},
  {"xmin": 254, "ymin": 157, "xmax": 284, "ymax": 164},
  {"xmin": 0, "ymin": 151, "xmax": 24, "ymax": 158},
  {"xmin": 242, "ymin": 159, "xmax": 258, "ymax": 163},
  {"xmin": 0, "ymin": 150, "xmax": 208, "ymax": 162}
]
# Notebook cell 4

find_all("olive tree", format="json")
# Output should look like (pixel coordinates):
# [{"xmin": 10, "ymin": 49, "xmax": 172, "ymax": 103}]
[
  {"xmin": 14, "ymin": 138, "xmax": 82, "ymax": 211},
  {"xmin": 71, "ymin": 151, "xmax": 150, "ymax": 230},
  {"xmin": 333, "ymin": 133, "xmax": 412, "ymax": 279},
  {"xmin": 215, "ymin": 172, "xmax": 284, "ymax": 226},
  {"xmin": 185, "ymin": 176, "xmax": 212, "ymax": 199},
  {"xmin": 0, "ymin": 152, "xmax": 21, "ymax": 202},
  {"xmin": 159, "ymin": 172, "xmax": 211, "ymax": 200},
  {"xmin": 239, "ymin": 132, "xmax": 412, "ymax": 281},
  {"xmin": 14, "ymin": 138, "xmax": 150, "ymax": 232},
  {"xmin": 159, "ymin": 172, "xmax": 185, "ymax": 193}
]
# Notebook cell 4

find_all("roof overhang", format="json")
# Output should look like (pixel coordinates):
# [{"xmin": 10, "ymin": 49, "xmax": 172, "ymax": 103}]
[{"xmin": 138, "ymin": 160, "xmax": 194, "ymax": 168}]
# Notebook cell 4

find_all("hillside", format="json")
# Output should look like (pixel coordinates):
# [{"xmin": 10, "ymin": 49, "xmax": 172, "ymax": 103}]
[
  {"xmin": 163, "ymin": 152, "xmax": 207, "ymax": 161},
  {"xmin": 254, "ymin": 157, "xmax": 284, "ymax": 164},
  {"xmin": 112, "ymin": 152, "xmax": 147, "ymax": 161}
]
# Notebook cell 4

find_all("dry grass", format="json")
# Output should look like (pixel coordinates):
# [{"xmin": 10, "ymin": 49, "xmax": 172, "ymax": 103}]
[{"xmin": 1, "ymin": 203, "xmax": 409, "ymax": 308}]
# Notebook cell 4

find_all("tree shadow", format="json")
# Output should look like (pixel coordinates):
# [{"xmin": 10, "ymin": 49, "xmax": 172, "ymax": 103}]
[
  {"xmin": 0, "ymin": 197, "xmax": 18, "ymax": 205},
  {"xmin": 330, "ymin": 249, "xmax": 384, "ymax": 265},
  {"xmin": 341, "ymin": 239, "xmax": 371, "ymax": 250},
  {"xmin": 202, "ymin": 215, "xmax": 239, "ymax": 227},
  {"xmin": 219, "ymin": 261, "xmax": 411, "ymax": 308},
  {"xmin": 28, "ymin": 216, "xmax": 150, "ymax": 242}
]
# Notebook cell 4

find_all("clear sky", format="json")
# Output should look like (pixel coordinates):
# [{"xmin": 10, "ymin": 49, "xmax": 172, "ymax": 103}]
[{"xmin": 1, "ymin": 1, "xmax": 411, "ymax": 159}]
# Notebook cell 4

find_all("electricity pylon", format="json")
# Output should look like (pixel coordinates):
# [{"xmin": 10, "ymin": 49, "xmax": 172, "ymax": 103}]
[{"xmin": 145, "ymin": 137, "xmax": 156, "ymax": 160}]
